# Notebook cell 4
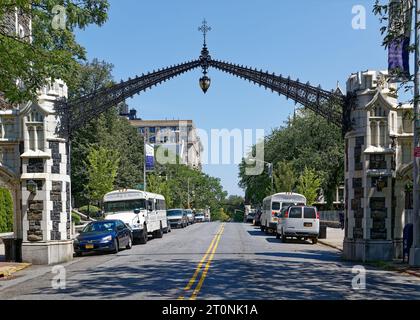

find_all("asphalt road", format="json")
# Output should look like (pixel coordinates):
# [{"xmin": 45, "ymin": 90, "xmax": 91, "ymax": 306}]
[{"xmin": 0, "ymin": 222, "xmax": 419, "ymax": 300}]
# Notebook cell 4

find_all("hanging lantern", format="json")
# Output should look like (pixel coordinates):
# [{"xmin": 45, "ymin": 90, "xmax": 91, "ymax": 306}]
[{"xmin": 199, "ymin": 75, "xmax": 211, "ymax": 94}]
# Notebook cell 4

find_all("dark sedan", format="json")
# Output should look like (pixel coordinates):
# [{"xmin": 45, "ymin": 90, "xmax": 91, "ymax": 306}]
[{"xmin": 74, "ymin": 220, "xmax": 133, "ymax": 256}]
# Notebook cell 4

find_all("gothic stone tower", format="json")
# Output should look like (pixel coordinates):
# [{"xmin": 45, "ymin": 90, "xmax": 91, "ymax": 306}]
[
  {"xmin": 0, "ymin": 8, "xmax": 73, "ymax": 264},
  {"xmin": 343, "ymin": 70, "xmax": 413, "ymax": 261}
]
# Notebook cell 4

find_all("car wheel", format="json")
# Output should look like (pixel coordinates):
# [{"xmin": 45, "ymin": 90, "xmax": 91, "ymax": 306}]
[
  {"xmin": 112, "ymin": 239, "xmax": 119, "ymax": 254},
  {"xmin": 126, "ymin": 236, "xmax": 133, "ymax": 250},
  {"xmin": 312, "ymin": 238, "xmax": 318, "ymax": 245},
  {"xmin": 155, "ymin": 223, "xmax": 164, "ymax": 239},
  {"xmin": 139, "ymin": 225, "xmax": 148, "ymax": 245}
]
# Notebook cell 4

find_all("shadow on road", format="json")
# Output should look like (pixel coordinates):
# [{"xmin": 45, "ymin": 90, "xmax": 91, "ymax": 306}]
[{"xmin": 22, "ymin": 251, "xmax": 420, "ymax": 300}]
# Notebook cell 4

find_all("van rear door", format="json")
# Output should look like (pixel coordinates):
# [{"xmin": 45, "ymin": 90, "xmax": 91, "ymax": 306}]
[{"xmin": 286, "ymin": 207, "xmax": 303, "ymax": 231}]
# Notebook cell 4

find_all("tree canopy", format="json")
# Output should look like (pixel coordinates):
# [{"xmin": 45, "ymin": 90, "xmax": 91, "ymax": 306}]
[
  {"xmin": 0, "ymin": 1, "xmax": 109, "ymax": 104},
  {"xmin": 239, "ymin": 108, "xmax": 344, "ymax": 207}
]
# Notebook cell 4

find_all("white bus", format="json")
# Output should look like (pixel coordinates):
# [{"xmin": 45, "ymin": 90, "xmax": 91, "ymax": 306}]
[
  {"xmin": 103, "ymin": 189, "xmax": 169, "ymax": 244},
  {"xmin": 260, "ymin": 193, "xmax": 307, "ymax": 233}
]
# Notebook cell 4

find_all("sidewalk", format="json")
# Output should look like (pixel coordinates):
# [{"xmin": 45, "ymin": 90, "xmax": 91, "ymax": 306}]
[
  {"xmin": 318, "ymin": 228, "xmax": 344, "ymax": 251},
  {"xmin": 318, "ymin": 227, "xmax": 420, "ymax": 279}
]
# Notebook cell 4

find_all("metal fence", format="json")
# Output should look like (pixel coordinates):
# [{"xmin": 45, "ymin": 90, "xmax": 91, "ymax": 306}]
[{"xmin": 319, "ymin": 211, "xmax": 342, "ymax": 228}]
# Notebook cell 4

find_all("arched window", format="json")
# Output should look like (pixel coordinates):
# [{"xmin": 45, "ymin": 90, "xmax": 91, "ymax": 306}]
[
  {"xmin": 379, "ymin": 122, "xmax": 387, "ymax": 147},
  {"xmin": 371, "ymin": 121, "xmax": 378, "ymax": 147}
]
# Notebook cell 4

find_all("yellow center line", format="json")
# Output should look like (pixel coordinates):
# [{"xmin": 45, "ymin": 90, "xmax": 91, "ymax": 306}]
[
  {"xmin": 190, "ymin": 225, "xmax": 224, "ymax": 300},
  {"xmin": 177, "ymin": 223, "xmax": 225, "ymax": 300}
]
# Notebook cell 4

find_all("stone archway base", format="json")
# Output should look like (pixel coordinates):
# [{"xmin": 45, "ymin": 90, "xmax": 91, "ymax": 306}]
[
  {"xmin": 343, "ymin": 239, "xmax": 394, "ymax": 262},
  {"xmin": 22, "ymin": 241, "xmax": 73, "ymax": 265}
]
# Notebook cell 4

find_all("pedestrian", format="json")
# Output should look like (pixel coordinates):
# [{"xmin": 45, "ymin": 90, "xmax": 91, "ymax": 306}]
[{"xmin": 339, "ymin": 212, "xmax": 345, "ymax": 230}]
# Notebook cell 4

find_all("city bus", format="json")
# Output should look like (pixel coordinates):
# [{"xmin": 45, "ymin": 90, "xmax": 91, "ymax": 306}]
[
  {"xmin": 260, "ymin": 193, "xmax": 307, "ymax": 233},
  {"xmin": 103, "ymin": 189, "xmax": 168, "ymax": 244}
]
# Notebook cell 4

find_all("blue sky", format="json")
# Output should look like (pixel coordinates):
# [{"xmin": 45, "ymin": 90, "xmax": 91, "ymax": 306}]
[{"xmin": 75, "ymin": 0, "xmax": 388, "ymax": 196}]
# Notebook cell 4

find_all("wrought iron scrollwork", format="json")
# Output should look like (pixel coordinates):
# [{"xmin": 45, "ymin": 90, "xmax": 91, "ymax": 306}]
[
  {"xmin": 208, "ymin": 60, "xmax": 346, "ymax": 128},
  {"xmin": 57, "ymin": 60, "xmax": 201, "ymax": 137}
]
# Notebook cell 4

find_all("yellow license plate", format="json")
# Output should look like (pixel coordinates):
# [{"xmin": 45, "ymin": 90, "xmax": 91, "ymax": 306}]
[{"xmin": 85, "ymin": 244, "xmax": 94, "ymax": 249}]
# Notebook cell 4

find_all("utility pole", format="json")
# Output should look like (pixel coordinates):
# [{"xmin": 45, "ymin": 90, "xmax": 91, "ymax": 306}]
[
  {"xmin": 144, "ymin": 134, "xmax": 147, "ymax": 192},
  {"xmin": 411, "ymin": 0, "xmax": 420, "ymax": 266}
]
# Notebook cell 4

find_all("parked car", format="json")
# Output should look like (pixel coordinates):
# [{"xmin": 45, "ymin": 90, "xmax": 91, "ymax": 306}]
[
  {"xmin": 246, "ymin": 210, "xmax": 256, "ymax": 223},
  {"xmin": 276, "ymin": 206, "xmax": 320, "ymax": 244},
  {"xmin": 185, "ymin": 209, "xmax": 195, "ymax": 225},
  {"xmin": 194, "ymin": 212, "xmax": 206, "ymax": 223},
  {"xmin": 74, "ymin": 220, "xmax": 133, "ymax": 256},
  {"xmin": 167, "ymin": 209, "xmax": 188, "ymax": 228}
]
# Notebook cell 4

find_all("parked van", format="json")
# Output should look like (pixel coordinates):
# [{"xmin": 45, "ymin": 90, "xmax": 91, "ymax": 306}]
[
  {"xmin": 103, "ymin": 190, "xmax": 168, "ymax": 244},
  {"xmin": 276, "ymin": 206, "xmax": 320, "ymax": 244},
  {"xmin": 261, "ymin": 193, "xmax": 307, "ymax": 233}
]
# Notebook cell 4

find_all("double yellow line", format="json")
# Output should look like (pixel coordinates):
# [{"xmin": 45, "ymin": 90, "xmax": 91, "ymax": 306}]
[{"xmin": 178, "ymin": 223, "xmax": 225, "ymax": 300}]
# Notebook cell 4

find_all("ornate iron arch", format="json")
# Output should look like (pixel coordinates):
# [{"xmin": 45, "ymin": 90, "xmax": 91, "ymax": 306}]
[{"xmin": 56, "ymin": 20, "xmax": 352, "ymax": 137}]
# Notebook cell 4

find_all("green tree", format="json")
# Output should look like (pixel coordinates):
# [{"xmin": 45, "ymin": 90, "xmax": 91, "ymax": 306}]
[
  {"xmin": 70, "ymin": 59, "xmax": 144, "ymax": 206},
  {"xmin": 84, "ymin": 146, "xmax": 120, "ymax": 204},
  {"xmin": 273, "ymin": 161, "xmax": 297, "ymax": 193},
  {"xmin": 296, "ymin": 167, "xmax": 323, "ymax": 206},
  {"xmin": 0, "ymin": 188, "xmax": 13, "ymax": 233},
  {"xmin": 238, "ymin": 108, "xmax": 343, "ymax": 207},
  {"xmin": 0, "ymin": 1, "xmax": 109, "ymax": 103}
]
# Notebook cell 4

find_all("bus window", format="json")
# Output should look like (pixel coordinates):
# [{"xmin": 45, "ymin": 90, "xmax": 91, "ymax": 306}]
[{"xmin": 272, "ymin": 202, "xmax": 281, "ymax": 211}]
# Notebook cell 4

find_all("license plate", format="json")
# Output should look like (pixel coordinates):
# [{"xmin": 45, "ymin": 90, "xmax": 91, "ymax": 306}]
[
  {"xmin": 85, "ymin": 244, "xmax": 94, "ymax": 249},
  {"xmin": 304, "ymin": 223, "xmax": 312, "ymax": 228}
]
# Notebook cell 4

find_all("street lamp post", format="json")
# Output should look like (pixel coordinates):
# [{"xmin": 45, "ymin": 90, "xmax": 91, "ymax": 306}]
[{"xmin": 411, "ymin": 0, "xmax": 420, "ymax": 266}]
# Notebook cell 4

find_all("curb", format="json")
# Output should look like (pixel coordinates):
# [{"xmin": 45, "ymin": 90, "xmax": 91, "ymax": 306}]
[
  {"xmin": 0, "ymin": 263, "xmax": 31, "ymax": 279},
  {"xmin": 318, "ymin": 240, "xmax": 343, "ymax": 252}
]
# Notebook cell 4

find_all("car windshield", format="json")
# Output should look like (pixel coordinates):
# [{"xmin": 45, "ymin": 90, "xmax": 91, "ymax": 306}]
[
  {"xmin": 82, "ymin": 221, "xmax": 116, "ymax": 233},
  {"xmin": 167, "ymin": 210, "xmax": 183, "ymax": 216},
  {"xmin": 196, "ymin": 213, "xmax": 204, "ymax": 217},
  {"xmin": 104, "ymin": 199, "xmax": 146, "ymax": 213}
]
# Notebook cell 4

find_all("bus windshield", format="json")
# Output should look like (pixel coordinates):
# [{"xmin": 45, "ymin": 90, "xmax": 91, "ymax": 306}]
[{"xmin": 104, "ymin": 199, "xmax": 146, "ymax": 213}]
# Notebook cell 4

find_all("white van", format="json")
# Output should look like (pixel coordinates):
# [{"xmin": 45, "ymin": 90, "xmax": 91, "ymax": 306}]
[
  {"xmin": 103, "ymin": 190, "xmax": 168, "ymax": 244},
  {"xmin": 276, "ymin": 206, "xmax": 320, "ymax": 244},
  {"xmin": 261, "ymin": 193, "xmax": 307, "ymax": 233}
]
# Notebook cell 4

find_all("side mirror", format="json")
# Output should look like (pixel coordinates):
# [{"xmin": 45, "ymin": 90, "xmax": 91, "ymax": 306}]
[{"xmin": 134, "ymin": 208, "xmax": 140, "ymax": 215}]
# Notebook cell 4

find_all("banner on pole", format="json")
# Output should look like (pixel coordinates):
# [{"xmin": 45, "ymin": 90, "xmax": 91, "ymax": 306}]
[
  {"xmin": 388, "ymin": 0, "xmax": 413, "ymax": 79},
  {"xmin": 145, "ymin": 143, "xmax": 155, "ymax": 171}
]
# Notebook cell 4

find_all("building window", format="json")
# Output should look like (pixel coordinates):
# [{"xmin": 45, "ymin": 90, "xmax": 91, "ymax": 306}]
[
  {"xmin": 149, "ymin": 127, "xmax": 156, "ymax": 134},
  {"xmin": 371, "ymin": 121, "xmax": 378, "ymax": 147},
  {"xmin": 402, "ymin": 142, "xmax": 412, "ymax": 165},
  {"xmin": 379, "ymin": 122, "xmax": 387, "ymax": 147},
  {"xmin": 369, "ymin": 154, "xmax": 387, "ymax": 170},
  {"xmin": 149, "ymin": 136, "xmax": 156, "ymax": 144}
]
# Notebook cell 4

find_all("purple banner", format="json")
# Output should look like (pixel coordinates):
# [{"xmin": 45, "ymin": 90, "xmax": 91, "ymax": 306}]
[{"xmin": 389, "ymin": 37, "xmax": 411, "ymax": 77}]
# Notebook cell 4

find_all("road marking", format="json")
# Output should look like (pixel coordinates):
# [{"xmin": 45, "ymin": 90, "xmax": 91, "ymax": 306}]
[
  {"xmin": 178, "ymin": 224, "xmax": 225, "ymax": 300},
  {"xmin": 190, "ymin": 225, "xmax": 224, "ymax": 300}
]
